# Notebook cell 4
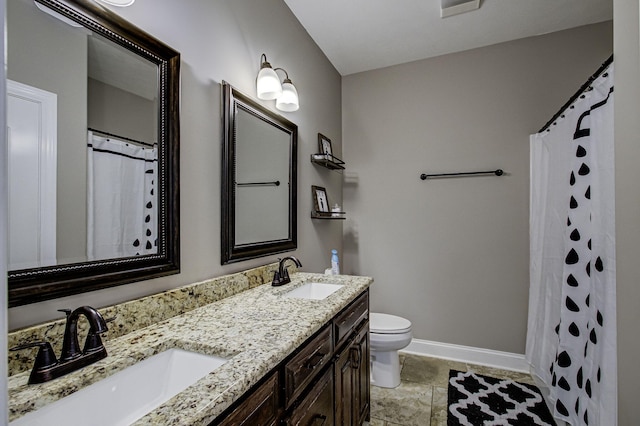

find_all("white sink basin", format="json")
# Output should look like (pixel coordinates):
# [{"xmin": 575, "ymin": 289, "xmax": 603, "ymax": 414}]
[
  {"xmin": 10, "ymin": 348, "xmax": 227, "ymax": 426},
  {"xmin": 284, "ymin": 282, "xmax": 343, "ymax": 300}
]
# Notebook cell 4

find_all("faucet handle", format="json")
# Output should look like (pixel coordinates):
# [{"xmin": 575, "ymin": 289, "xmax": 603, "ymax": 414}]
[
  {"xmin": 83, "ymin": 311, "xmax": 110, "ymax": 354},
  {"xmin": 83, "ymin": 331, "xmax": 106, "ymax": 354},
  {"xmin": 57, "ymin": 308, "xmax": 72, "ymax": 318},
  {"xmin": 10, "ymin": 341, "xmax": 58, "ymax": 370}
]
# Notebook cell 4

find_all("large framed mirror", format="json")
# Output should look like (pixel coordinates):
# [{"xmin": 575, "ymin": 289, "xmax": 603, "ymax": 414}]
[
  {"xmin": 221, "ymin": 82, "xmax": 297, "ymax": 264},
  {"xmin": 7, "ymin": 0, "xmax": 180, "ymax": 306}
]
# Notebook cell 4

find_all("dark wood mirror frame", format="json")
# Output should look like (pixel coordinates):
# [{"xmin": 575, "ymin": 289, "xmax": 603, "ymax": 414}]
[
  {"xmin": 221, "ymin": 82, "xmax": 297, "ymax": 264},
  {"xmin": 8, "ymin": 0, "xmax": 180, "ymax": 307}
]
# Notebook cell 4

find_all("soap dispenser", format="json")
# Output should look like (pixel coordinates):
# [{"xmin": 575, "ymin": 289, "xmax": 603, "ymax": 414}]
[{"xmin": 331, "ymin": 249, "xmax": 340, "ymax": 275}]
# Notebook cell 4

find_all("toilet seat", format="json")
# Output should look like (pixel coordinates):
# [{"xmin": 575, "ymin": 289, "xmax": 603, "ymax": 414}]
[{"xmin": 370, "ymin": 313, "xmax": 412, "ymax": 334}]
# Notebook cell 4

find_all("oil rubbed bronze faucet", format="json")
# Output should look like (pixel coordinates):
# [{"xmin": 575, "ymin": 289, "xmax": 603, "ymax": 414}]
[
  {"xmin": 11, "ymin": 306, "xmax": 109, "ymax": 384},
  {"xmin": 272, "ymin": 256, "xmax": 302, "ymax": 286}
]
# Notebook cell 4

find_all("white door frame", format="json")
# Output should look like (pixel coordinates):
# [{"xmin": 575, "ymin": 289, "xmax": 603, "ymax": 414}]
[{"xmin": 7, "ymin": 79, "xmax": 57, "ymax": 268}]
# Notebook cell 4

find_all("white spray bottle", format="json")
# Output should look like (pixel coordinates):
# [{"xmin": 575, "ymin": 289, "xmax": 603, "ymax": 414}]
[{"xmin": 331, "ymin": 249, "xmax": 340, "ymax": 275}]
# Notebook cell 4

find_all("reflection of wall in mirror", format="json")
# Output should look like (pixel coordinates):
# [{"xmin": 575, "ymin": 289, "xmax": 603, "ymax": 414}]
[
  {"xmin": 234, "ymin": 108, "xmax": 290, "ymax": 245},
  {"xmin": 88, "ymin": 79, "xmax": 157, "ymax": 144},
  {"xmin": 7, "ymin": 0, "xmax": 88, "ymax": 264}
]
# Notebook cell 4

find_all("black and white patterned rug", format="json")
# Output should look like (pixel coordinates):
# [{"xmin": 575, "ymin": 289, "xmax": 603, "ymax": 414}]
[{"xmin": 448, "ymin": 370, "xmax": 556, "ymax": 425}]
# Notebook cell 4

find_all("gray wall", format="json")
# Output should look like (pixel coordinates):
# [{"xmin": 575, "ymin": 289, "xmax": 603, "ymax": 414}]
[
  {"xmin": 342, "ymin": 22, "xmax": 613, "ymax": 354},
  {"xmin": 7, "ymin": 0, "xmax": 88, "ymax": 263},
  {"xmin": 613, "ymin": 0, "xmax": 640, "ymax": 423},
  {"xmin": 8, "ymin": 0, "xmax": 343, "ymax": 329},
  {"xmin": 88, "ymin": 78, "xmax": 157, "ymax": 144}
]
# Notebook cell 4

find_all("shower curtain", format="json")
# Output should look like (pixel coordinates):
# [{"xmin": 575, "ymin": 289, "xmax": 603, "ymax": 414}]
[
  {"xmin": 527, "ymin": 65, "xmax": 616, "ymax": 426},
  {"xmin": 87, "ymin": 131, "xmax": 157, "ymax": 260}
]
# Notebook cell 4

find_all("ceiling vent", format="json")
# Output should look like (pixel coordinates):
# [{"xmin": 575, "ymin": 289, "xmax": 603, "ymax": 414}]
[{"xmin": 440, "ymin": 0, "xmax": 480, "ymax": 18}]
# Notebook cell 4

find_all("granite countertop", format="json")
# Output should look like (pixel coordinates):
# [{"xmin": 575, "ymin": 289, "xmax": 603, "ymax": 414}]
[{"xmin": 8, "ymin": 272, "xmax": 372, "ymax": 425}]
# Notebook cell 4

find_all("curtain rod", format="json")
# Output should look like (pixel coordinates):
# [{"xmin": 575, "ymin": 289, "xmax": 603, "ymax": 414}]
[
  {"xmin": 237, "ymin": 180, "xmax": 281, "ymax": 186},
  {"xmin": 420, "ymin": 169, "xmax": 503, "ymax": 180},
  {"xmin": 538, "ymin": 54, "xmax": 613, "ymax": 133},
  {"xmin": 88, "ymin": 127, "xmax": 155, "ymax": 148}
]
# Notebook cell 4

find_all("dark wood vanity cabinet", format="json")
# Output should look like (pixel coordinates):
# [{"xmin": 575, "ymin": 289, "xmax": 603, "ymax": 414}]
[
  {"xmin": 211, "ymin": 290, "xmax": 369, "ymax": 426},
  {"xmin": 284, "ymin": 325, "xmax": 334, "ymax": 408},
  {"xmin": 285, "ymin": 366, "xmax": 335, "ymax": 426},
  {"xmin": 334, "ymin": 292, "xmax": 368, "ymax": 348},
  {"xmin": 334, "ymin": 322, "xmax": 370, "ymax": 426},
  {"xmin": 216, "ymin": 372, "xmax": 280, "ymax": 426},
  {"xmin": 353, "ymin": 323, "xmax": 371, "ymax": 425}
]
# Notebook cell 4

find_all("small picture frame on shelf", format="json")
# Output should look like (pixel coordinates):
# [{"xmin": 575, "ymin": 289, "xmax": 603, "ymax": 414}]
[
  {"xmin": 312, "ymin": 185, "xmax": 330, "ymax": 215},
  {"xmin": 318, "ymin": 133, "xmax": 333, "ymax": 160}
]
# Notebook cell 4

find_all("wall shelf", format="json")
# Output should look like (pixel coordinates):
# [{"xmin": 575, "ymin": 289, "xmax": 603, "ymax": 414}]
[
  {"xmin": 311, "ymin": 211, "xmax": 346, "ymax": 220},
  {"xmin": 311, "ymin": 154, "xmax": 345, "ymax": 171},
  {"xmin": 310, "ymin": 150, "xmax": 346, "ymax": 219}
]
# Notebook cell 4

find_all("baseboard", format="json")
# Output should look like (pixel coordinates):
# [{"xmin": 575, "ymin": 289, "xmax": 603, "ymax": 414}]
[{"xmin": 401, "ymin": 338, "xmax": 530, "ymax": 373}]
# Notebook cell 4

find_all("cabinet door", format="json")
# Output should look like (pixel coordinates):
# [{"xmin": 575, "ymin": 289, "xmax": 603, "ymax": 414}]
[
  {"xmin": 334, "ymin": 321, "xmax": 370, "ymax": 426},
  {"xmin": 334, "ymin": 340, "xmax": 354, "ymax": 426},
  {"xmin": 353, "ymin": 322, "xmax": 370, "ymax": 426},
  {"xmin": 286, "ymin": 366, "xmax": 335, "ymax": 426}
]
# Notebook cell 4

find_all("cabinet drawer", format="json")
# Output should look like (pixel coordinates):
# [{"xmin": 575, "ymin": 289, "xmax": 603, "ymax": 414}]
[
  {"xmin": 286, "ymin": 365, "xmax": 335, "ymax": 426},
  {"xmin": 285, "ymin": 324, "xmax": 333, "ymax": 407},
  {"xmin": 216, "ymin": 371, "xmax": 279, "ymax": 426},
  {"xmin": 334, "ymin": 291, "xmax": 369, "ymax": 349}
]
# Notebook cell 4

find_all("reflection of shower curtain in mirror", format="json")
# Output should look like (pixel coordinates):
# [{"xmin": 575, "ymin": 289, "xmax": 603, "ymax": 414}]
[{"xmin": 87, "ymin": 131, "xmax": 157, "ymax": 260}]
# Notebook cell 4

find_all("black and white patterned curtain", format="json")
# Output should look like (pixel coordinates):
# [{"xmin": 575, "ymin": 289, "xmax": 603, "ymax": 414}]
[
  {"xmin": 527, "ymin": 64, "xmax": 616, "ymax": 426},
  {"xmin": 87, "ymin": 131, "xmax": 158, "ymax": 261}
]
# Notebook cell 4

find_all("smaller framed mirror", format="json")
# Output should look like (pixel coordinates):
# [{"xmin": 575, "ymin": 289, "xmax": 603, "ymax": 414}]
[{"xmin": 221, "ymin": 82, "xmax": 297, "ymax": 264}]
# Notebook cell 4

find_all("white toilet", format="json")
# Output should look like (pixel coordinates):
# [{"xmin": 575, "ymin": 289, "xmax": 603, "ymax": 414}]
[{"xmin": 369, "ymin": 312, "xmax": 412, "ymax": 388}]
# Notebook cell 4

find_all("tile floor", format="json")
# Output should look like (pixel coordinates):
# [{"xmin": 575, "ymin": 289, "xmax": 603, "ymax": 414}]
[{"xmin": 367, "ymin": 353, "xmax": 536, "ymax": 426}]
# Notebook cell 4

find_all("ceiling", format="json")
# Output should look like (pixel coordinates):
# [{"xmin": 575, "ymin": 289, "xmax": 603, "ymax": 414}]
[
  {"xmin": 88, "ymin": 34, "xmax": 158, "ymax": 101},
  {"xmin": 283, "ymin": 0, "xmax": 613, "ymax": 76}
]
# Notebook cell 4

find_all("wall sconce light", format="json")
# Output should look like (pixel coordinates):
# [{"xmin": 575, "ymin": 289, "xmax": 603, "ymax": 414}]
[
  {"xmin": 256, "ymin": 54, "xmax": 299, "ymax": 112},
  {"xmin": 274, "ymin": 68, "xmax": 299, "ymax": 112},
  {"xmin": 97, "ymin": 0, "xmax": 136, "ymax": 6}
]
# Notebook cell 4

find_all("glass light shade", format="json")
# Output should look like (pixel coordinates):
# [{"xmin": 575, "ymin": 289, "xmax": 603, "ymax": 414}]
[
  {"xmin": 276, "ymin": 81, "xmax": 299, "ymax": 112},
  {"xmin": 98, "ymin": 0, "xmax": 136, "ymax": 6},
  {"xmin": 257, "ymin": 67, "xmax": 282, "ymax": 100}
]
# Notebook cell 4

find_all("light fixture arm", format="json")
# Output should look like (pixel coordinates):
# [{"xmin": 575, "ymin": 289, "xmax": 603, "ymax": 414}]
[
  {"xmin": 274, "ymin": 67, "xmax": 293, "ymax": 84},
  {"xmin": 260, "ymin": 53, "xmax": 271, "ymax": 69}
]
